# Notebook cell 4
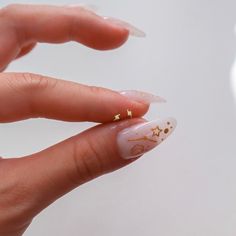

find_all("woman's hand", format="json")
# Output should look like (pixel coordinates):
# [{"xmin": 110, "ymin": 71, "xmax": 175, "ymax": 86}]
[{"xmin": 0, "ymin": 4, "xmax": 176, "ymax": 236}]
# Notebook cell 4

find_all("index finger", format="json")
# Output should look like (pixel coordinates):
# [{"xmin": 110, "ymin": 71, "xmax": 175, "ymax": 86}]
[
  {"xmin": 0, "ymin": 4, "xmax": 130, "ymax": 50},
  {"xmin": 0, "ymin": 4, "xmax": 132, "ymax": 70}
]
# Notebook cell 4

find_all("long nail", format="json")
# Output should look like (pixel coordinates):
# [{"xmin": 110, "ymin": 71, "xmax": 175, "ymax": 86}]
[
  {"xmin": 120, "ymin": 90, "xmax": 166, "ymax": 104},
  {"xmin": 103, "ymin": 17, "xmax": 146, "ymax": 37},
  {"xmin": 117, "ymin": 118, "xmax": 177, "ymax": 159}
]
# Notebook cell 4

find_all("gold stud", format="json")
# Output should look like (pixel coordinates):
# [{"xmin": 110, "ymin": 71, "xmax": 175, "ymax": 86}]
[
  {"xmin": 113, "ymin": 114, "xmax": 121, "ymax": 121},
  {"xmin": 127, "ymin": 109, "xmax": 133, "ymax": 118}
]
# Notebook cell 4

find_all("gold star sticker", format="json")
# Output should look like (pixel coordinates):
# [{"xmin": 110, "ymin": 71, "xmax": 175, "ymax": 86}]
[
  {"xmin": 113, "ymin": 114, "xmax": 121, "ymax": 121},
  {"xmin": 151, "ymin": 126, "xmax": 163, "ymax": 137},
  {"xmin": 127, "ymin": 109, "xmax": 132, "ymax": 118}
]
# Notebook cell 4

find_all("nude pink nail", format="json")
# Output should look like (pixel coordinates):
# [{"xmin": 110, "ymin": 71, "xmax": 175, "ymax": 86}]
[
  {"xmin": 103, "ymin": 17, "xmax": 146, "ymax": 37},
  {"xmin": 117, "ymin": 118, "xmax": 177, "ymax": 159},
  {"xmin": 120, "ymin": 90, "xmax": 166, "ymax": 104}
]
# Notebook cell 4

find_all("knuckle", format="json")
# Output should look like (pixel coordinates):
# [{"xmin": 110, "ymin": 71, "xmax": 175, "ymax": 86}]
[
  {"xmin": 2, "ymin": 72, "xmax": 58, "ymax": 116},
  {"xmin": 0, "ymin": 162, "xmax": 33, "ymax": 228},
  {"xmin": 0, "ymin": 4, "xmax": 29, "ymax": 43},
  {"xmin": 88, "ymin": 85, "xmax": 105, "ymax": 95},
  {"xmin": 3, "ymin": 72, "xmax": 57, "ymax": 94},
  {"xmin": 20, "ymin": 73, "xmax": 58, "ymax": 114},
  {"xmin": 1, "ymin": 4, "xmax": 22, "ymax": 11},
  {"xmin": 0, "ymin": 4, "xmax": 20, "ymax": 19},
  {"xmin": 66, "ymin": 7, "xmax": 94, "ymax": 40},
  {"xmin": 21, "ymin": 73, "xmax": 50, "ymax": 90},
  {"xmin": 71, "ymin": 137, "xmax": 105, "ymax": 184}
]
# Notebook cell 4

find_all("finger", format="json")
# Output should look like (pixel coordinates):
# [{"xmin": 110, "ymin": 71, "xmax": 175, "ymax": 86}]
[
  {"xmin": 4, "ymin": 117, "xmax": 177, "ymax": 218},
  {"xmin": 0, "ymin": 72, "xmax": 159, "ymax": 123},
  {"xmin": 1, "ymin": 4, "xmax": 129, "ymax": 48},
  {"xmin": 0, "ymin": 24, "xmax": 20, "ymax": 71},
  {"xmin": 15, "ymin": 42, "xmax": 37, "ymax": 59},
  {"xmin": 0, "ymin": 4, "xmax": 130, "ymax": 71}
]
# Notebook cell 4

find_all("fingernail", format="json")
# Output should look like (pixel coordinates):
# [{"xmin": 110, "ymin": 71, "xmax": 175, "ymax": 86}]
[
  {"xmin": 120, "ymin": 90, "xmax": 166, "ymax": 104},
  {"xmin": 117, "ymin": 118, "xmax": 177, "ymax": 159},
  {"xmin": 103, "ymin": 17, "xmax": 146, "ymax": 37},
  {"xmin": 66, "ymin": 4, "xmax": 99, "ymax": 12}
]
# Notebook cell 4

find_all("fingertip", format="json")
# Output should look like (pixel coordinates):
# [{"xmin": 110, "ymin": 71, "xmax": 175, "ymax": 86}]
[
  {"xmin": 1, "ymin": 4, "xmax": 131, "ymax": 51},
  {"xmin": 84, "ymin": 23, "xmax": 129, "ymax": 50},
  {"xmin": 69, "ymin": 7, "xmax": 130, "ymax": 50},
  {"xmin": 93, "ymin": 90, "xmax": 150, "ymax": 123},
  {"xmin": 134, "ymin": 102, "xmax": 150, "ymax": 117},
  {"xmin": 106, "ymin": 102, "xmax": 149, "ymax": 124},
  {"xmin": 103, "ymin": 27, "xmax": 129, "ymax": 50}
]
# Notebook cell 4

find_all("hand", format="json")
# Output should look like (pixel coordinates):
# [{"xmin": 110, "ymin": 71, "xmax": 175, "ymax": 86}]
[{"xmin": 0, "ymin": 4, "xmax": 176, "ymax": 236}]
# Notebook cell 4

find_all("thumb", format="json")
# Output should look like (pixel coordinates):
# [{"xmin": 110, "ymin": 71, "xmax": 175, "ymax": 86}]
[{"xmin": 6, "ymin": 117, "xmax": 176, "ymax": 219}]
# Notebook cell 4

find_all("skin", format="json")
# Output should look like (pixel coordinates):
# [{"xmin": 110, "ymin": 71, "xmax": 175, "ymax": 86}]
[{"xmin": 0, "ymin": 4, "xmax": 149, "ymax": 236}]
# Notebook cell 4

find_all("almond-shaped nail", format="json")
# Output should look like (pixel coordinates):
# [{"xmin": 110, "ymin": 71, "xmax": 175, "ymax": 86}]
[
  {"xmin": 117, "ymin": 118, "xmax": 177, "ymax": 159},
  {"xmin": 103, "ymin": 17, "xmax": 146, "ymax": 37},
  {"xmin": 120, "ymin": 90, "xmax": 166, "ymax": 104}
]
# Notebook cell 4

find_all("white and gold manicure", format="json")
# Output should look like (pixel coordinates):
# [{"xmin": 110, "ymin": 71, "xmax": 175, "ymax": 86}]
[{"xmin": 117, "ymin": 118, "xmax": 177, "ymax": 159}]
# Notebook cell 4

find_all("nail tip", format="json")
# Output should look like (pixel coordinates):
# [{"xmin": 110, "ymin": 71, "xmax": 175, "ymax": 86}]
[
  {"xmin": 118, "ymin": 117, "xmax": 177, "ymax": 160},
  {"xmin": 119, "ymin": 90, "xmax": 166, "ymax": 104},
  {"xmin": 154, "ymin": 97, "xmax": 167, "ymax": 103},
  {"xmin": 148, "ymin": 117, "xmax": 177, "ymax": 139},
  {"xmin": 103, "ymin": 17, "xmax": 146, "ymax": 38},
  {"xmin": 163, "ymin": 117, "xmax": 177, "ymax": 129},
  {"xmin": 128, "ymin": 28, "xmax": 146, "ymax": 38},
  {"xmin": 169, "ymin": 117, "xmax": 177, "ymax": 127},
  {"xmin": 131, "ymin": 31, "xmax": 146, "ymax": 38}
]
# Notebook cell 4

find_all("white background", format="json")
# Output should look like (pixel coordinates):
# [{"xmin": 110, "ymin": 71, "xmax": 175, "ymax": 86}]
[{"xmin": 0, "ymin": 0, "xmax": 236, "ymax": 235}]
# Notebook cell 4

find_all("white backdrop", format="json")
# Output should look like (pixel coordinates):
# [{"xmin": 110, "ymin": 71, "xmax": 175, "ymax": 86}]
[{"xmin": 0, "ymin": 0, "xmax": 236, "ymax": 235}]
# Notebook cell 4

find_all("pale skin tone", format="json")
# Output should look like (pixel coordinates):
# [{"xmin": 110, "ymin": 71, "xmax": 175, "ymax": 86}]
[{"xmin": 0, "ymin": 4, "xmax": 150, "ymax": 236}]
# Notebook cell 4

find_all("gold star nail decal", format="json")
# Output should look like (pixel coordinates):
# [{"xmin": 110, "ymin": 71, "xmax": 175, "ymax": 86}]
[
  {"xmin": 113, "ymin": 114, "xmax": 121, "ymax": 121},
  {"xmin": 127, "ymin": 109, "xmax": 132, "ymax": 118},
  {"xmin": 151, "ymin": 126, "xmax": 163, "ymax": 137}
]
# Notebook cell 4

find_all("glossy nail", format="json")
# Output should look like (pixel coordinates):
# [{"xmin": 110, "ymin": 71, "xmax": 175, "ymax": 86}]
[
  {"xmin": 103, "ymin": 17, "xmax": 146, "ymax": 37},
  {"xmin": 117, "ymin": 118, "xmax": 177, "ymax": 159},
  {"xmin": 120, "ymin": 90, "xmax": 166, "ymax": 104}
]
